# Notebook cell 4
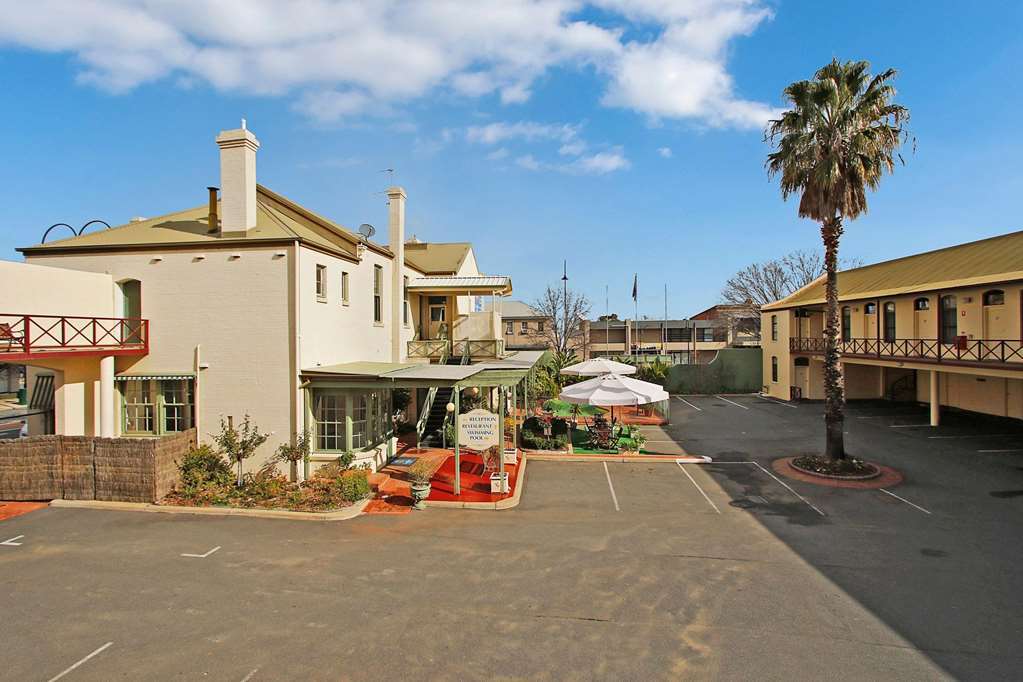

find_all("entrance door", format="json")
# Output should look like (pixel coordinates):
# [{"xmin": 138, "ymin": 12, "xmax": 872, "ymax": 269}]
[
  {"xmin": 120, "ymin": 279, "xmax": 142, "ymax": 343},
  {"xmin": 427, "ymin": 296, "xmax": 447, "ymax": 339},
  {"xmin": 793, "ymin": 359, "xmax": 810, "ymax": 399},
  {"xmin": 863, "ymin": 303, "xmax": 877, "ymax": 339},
  {"xmin": 983, "ymin": 290, "xmax": 1009, "ymax": 340}
]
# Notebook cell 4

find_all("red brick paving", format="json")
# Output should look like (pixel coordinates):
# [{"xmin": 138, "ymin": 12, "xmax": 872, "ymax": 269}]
[
  {"xmin": 0, "ymin": 501, "xmax": 47, "ymax": 521},
  {"xmin": 772, "ymin": 457, "xmax": 904, "ymax": 489}
]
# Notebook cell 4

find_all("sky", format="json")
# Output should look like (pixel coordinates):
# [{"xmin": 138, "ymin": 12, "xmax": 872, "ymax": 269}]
[{"xmin": 1, "ymin": 0, "xmax": 1022, "ymax": 320}]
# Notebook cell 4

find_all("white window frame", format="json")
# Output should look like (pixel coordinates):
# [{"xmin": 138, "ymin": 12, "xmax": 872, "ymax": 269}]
[
  {"xmin": 341, "ymin": 271, "xmax": 350, "ymax": 306},
  {"xmin": 373, "ymin": 265, "xmax": 383, "ymax": 324},
  {"xmin": 316, "ymin": 264, "xmax": 327, "ymax": 302}
]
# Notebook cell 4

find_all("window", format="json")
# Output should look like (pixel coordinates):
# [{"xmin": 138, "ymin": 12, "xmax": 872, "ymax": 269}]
[
  {"xmin": 771, "ymin": 315, "xmax": 777, "ymax": 341},
  {"xmin": 983, "ymin": 289, "xmax": 1005, "ymax": 306},
  {"xmin": 506, "ymin": 321, "xmax": 513, "ymax": 334},
  {"xmin": 941, "ymin": 295, "xmax": 958, "ymax": 343},
  {"xmin": 771, "ymin": 356, "xmax": 778, "ymax": 383},
  {"xmin": 841, "ymin": 306, "xmax": 851, "ymax": 342},
  {"xmin": 351, "ymin": 393, "xmax": 368, "ymax": 449},
  {"xmin": 883, "ymin": 302, "xmax": 896, "ymax": 342},
  {"xmin": 914, "ymin": 297, "xmax": 929, "ymax": 311},
  {"xmin": 373, "ymin": 265, "xmax": 383, "ymax": 323},
  {"xmin": 316, "ymin": 264, "xmax": 327, "ymax": 300},
  {"xmin": 403, "ymin": 276, "xmax": 409, "ymax": 325},
  {"xmin": 537, "ymin": 320, "xmax": 545, "ymax": 332},
  {"xmin": 341, "ymin": 271, "xmax": 350, "ymax": 305},
  {"xmin": 313, "ymin": 391, "xmax": 346, "ymax": 451},
  {"xmin": 521, "ymin": 321, "xmax": 529, "ymax": 333},
  {"xmin": 120, "ymin": 279, "xmax": 142, "ymax": 343},
  {"xmin": 121, "ymin": 378, "xmax": 194, "ymax": 435},
  {"xmin": 864, "ymin": 302, "xmax": 877, "ymax": 315},
  {"xmin": 698, "ymin": 327, "xmax": 714, "ymax": 342}
]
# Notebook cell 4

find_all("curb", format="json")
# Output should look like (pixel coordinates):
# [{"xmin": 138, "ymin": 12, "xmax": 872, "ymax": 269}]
[
  {"xmin": 427, "ymin": 456, "xmax": 528, "ymax": 511},
  {"xmin": 49, "ymin": 497, "xmax": 372, "ymax": 522},
  {"xmin": 525, "ymin": 453, "xmax": 682, "ymax": 463}
]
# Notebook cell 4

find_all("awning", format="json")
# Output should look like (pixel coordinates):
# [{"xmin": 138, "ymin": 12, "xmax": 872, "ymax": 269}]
[
  {"xmin": 407, "ymin": 275, "xmax": 512, "ymax": 295},
  {"xmin": 302, "ymin": 362, "xmax": 411, "ymax": 378},
  {"xmin": 115, "ymin": 373, "xmax": 194, "ymax": 381}
]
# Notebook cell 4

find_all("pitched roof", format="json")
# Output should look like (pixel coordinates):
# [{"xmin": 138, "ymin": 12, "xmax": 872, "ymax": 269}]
[
  {"xmin": 17, "ymin": 185, "xmax": 379, "ymax": 261},
  {"xmin": 407, "ymin": 275, "xmax": 512, "ymax": 295},
  {"xmin": 763, "ymin": 230, "xmax": 1023, "ymax": 310},
  {"xmin": 482, "ymin": 300, "xmax": 541, "ymax": 318},
  {"xmin": 402, "ymin": 241, "xmax": 472, "ymax": 274}
]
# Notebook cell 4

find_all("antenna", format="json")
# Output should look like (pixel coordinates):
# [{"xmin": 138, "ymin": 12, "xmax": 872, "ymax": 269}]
[
  {"xmin": 241, "ymin": 118, "xmax": 247, "ymax": 130},
  {"xmin": 358, "ymin": 224, "xmax": 376, "ymax": 240},
  {"xmin": 380, "ymin": 168, "xmax": 395, "ymax": 182}
]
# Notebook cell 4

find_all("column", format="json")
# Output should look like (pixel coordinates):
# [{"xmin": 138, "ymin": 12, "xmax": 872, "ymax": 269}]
[
  {"xmin": 99, "ymin": 356, "xmax": 115, "ymax": 438},
  {"xmin": 929, "ymin": 370, "xmax": 940, "ymax": 426},
  {"xmin": 453, "ymin": 387, "xmax": 460, "ymax": 496},
  {"xmin": 498, "ymin": 386, "xmax": 506, "ymax": 493}
]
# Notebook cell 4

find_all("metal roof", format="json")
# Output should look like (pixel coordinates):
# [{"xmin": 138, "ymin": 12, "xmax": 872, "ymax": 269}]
[
  {"xmin": 764, "ymin": 230, "xmax": 1023, "ymax": 310},
  {"xmin": 402, "ymin": 242, "xmax": 472, "ymax": 275},
  {"xmin": 302, "ymin": 362, "xmax": 412, "ymax": 378},
  {"xmin": 482, "ymin": 300, "xmax": 541, "ymax": 318},
  {"xmin": 407, "ymin": 276, "xmax": 512, "ymax": 295}
]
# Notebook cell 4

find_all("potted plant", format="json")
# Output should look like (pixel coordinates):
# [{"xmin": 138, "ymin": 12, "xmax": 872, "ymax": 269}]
[{"xmin": 407, "ymin": 459, "xmax": 434, "ymax": 510}]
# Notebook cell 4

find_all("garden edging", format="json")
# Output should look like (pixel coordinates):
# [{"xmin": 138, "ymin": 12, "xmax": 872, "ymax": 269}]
[{"xmin": 49, "ymin": 497, "xmax": 372, "ymax": 522}]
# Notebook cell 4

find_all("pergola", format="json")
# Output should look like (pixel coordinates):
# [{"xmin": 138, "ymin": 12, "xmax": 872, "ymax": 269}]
[{"xmin": 301, "ymin": 350, "xmax": 545, "ymax": 494}]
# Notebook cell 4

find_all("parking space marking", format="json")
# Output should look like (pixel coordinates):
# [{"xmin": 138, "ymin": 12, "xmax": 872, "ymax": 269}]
[
  {"xmin": 1, "ymin": 534, "xmax": 25, "ymax": 546},
  {"xmin": 978, "ymin": 448, "xmax": 1023, "ymax": 454},
  {"xmin": 181, "ymin": 545, "xmax": 221, "ymax": 559},
  {"xmin": 888, "ymin": 424, "xmax": 931, "ymax": 429},
  {"xmin": 602, "ymin": 462, "xmax": 620, "ymax": 512},
  {"xmin": 714, "ymin": 395, "xmax": 748, "ymax": 410},
  {"xmin": 879, "ymin": 489, "xmax": 932, "ymax": 515},
  {"xmin": 751, "ymin": 462, "xmax": 826, "ymax": 516},
  {"xmin": 240, "ymin": 668, "xmax": 260, "ymax": 682},
  {"xmin": 676, "ymin": 463, "xmax": 721, "ymax": 514},
  {"xmin": 46, "ymin": 642, "xmax": 113, "ymax": 682},
  {"xmin": 675, "ymin": 396, "xmax": 702, "ymax": 411},
  {"xmin": 697, "ymin": 461, "xmax": 826, "ymax": 517},
  {"xmin": 756, "ymin": 395, "xmax": 797, "ymax": 408}
]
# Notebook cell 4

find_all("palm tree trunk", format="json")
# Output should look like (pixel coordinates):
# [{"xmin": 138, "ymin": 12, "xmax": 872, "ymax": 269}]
[{"xmin": 821, "ymin": 216, "xmax": 846, "ymax": 460}]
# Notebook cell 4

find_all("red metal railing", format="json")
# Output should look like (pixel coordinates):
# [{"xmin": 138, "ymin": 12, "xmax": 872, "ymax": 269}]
[
  {"xmin": 0, "ymin": 314, "xmax": 149, "ymax": 360},
  {"xmin": 791, "ymin": 336, "xmax": 1023, "ymax": 368}
]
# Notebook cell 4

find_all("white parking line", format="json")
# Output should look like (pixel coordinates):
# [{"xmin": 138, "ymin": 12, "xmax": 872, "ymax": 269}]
[
  {"xmin": 751, "ymin": 462, "xmax": 826, "ymax": 517},
  {"xmin": 676, "ymin": 462, "xmax": 721, "ymax": 514},
  {"xmin": 675, "ymin": 396, "xmax": 702, "ymax": 411},
  {"xmin": 714, "ymin": 395, "xmax": 748, "ymax": 410},
  {"xmin": 47, "ymin": 642, "xmax": 113, "ymax": 682},
  {"xmin": 756, "ymin": 395, "xmax": 797, "ymax": 408},
  {"xmin": 1, "ymin": 534, "xmax": 25, "ymax": 547},
  {"xmin": 240, "ymin": 668, "xmax": 260, "ymax": 682},
  {"xmin": 889, "ymin": 424, "xmax": 931, "ymax": 429},
  {"xmin": 978, "ymin": 448, "xmax": 1023, "ymax": 454},
  {"xmin": 602, "ymin": 462, "xmax": 620, "ymax": 512},
  {"xmin": 181, "ymin": 546, "xmax": 221, "ymax": 559},
  {"xmin": 880, "ymin": 488, "xmax": 932, "ymax": 515}
]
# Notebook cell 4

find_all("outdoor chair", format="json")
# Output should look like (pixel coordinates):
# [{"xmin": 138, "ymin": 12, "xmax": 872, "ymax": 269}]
[
  {"xmin": 0, "ymin": 324, "xmax": 23, "ymax": 352},
  {"xmin": 479, "ymin": 445, "xmax": 502, "ymax": 477}
]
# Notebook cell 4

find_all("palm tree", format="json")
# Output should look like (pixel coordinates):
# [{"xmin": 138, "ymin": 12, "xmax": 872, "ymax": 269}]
[{"xmin": 766, "ymin": 59, "xmax": 911, "ymax": 461}]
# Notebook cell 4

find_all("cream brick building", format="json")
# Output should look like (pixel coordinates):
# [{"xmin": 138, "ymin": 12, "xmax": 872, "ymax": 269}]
[{"xmin": 761, "ymin": 231, "xmax": 1023, "ymax": 423}]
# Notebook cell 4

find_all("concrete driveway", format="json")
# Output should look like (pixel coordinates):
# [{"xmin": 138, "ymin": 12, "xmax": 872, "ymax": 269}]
[{"xmin": 1, "ymin": 395, "xmax": 1020, "ymax": 680}]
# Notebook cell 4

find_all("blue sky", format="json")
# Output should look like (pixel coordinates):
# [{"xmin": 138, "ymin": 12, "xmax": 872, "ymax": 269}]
[{"xmin": 1, "ymin": 0, "xmax": 1021, "ymax": 319}]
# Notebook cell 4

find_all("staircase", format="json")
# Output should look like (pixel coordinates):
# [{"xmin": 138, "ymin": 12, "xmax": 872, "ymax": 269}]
[{"xmin": 420, "ymin": 355, "xmax": 465, "ymax": 447}]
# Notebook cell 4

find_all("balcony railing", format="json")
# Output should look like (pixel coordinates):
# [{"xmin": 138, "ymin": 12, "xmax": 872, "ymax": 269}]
[
  {"xmin": 0, "ymin": 313, "xmax": 149, "ymax": 361},
  {"xmin": 791, "ymin": 336, "xmax": 1023, "ymax": 368},
  {"xmin": 407, "ymin": 338, "xmax": 505, "ymax": 361}
]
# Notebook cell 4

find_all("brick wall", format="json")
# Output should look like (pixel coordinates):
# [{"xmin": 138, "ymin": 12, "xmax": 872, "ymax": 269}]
[{"xmin": 0, "ymin": 430, "xmax": 195, "ymax": 502}]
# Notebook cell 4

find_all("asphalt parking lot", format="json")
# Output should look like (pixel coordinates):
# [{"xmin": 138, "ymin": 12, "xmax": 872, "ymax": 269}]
[{"xmin": 2, "ymin": 396, "xmax": 1021, "ymax": 680}]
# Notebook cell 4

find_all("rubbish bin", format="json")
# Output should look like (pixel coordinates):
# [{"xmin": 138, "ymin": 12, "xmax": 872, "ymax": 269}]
[{"xmin": 16, "ymin": 387, "xmax": 27, "ymax": 405}]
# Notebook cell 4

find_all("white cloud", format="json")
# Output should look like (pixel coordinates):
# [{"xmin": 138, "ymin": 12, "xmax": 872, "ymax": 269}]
[
  {"xmin": 466, "ymin": 121, "xmax": 580, "ymax": 145},
  {"xmin": 486, "ymin": 147, "xmax": 510, "ymax": 161},
  {"xmin": 565, "ymin": 148, "xmax": 631, "ymax": 175},
  {"xmin": 515, "ymin": 154, "xmax": 542, "ymax": 171},
  {"xmin": 558, "ymin": 140, "xmax": 587, "ymax": 156},
  {"xmin": 0, "ymin": 1, "xmax": 777, "ymax": 127},
  {"xmin": 657, "ymin": 146, "xmax": 672, "ymax": 158}
]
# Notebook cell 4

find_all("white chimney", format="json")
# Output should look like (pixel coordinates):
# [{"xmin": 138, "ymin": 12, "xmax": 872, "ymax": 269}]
[
  {"xmin": 215, "ymin": 124, "xmax": 260, "ymax": 236},
  {"xmin": 387, "ymin": 186, "xmax": 407, "ymax": 362}
]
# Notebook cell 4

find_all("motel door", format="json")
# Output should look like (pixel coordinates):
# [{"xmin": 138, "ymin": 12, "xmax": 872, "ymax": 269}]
[
  {"xmin": 983, "ymin": 291, "xmax": 1010, "ymax": 340},
  {"xmin": 427, "ymin": 296, "xmax": 447, "ymax": 339},
  {"xmin": 793, "ymin": 358, "xmax": 810, "ymax": 399},
  {"xmin": 863, "ymin": 304, "xmax": 877, "ymax": 339}
]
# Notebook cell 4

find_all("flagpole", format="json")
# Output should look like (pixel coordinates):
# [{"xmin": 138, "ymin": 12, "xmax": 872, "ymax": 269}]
[
  {"xmin": 663, "ymin": 283, "xmax": 667, "ymax": 357},
  {"xmin": 633, "ymin": 273, "xmax": 638, "ymax": 360},
  {"xmin": 604, "ymin": 284, "xmax": 609, "ymax": 358}
]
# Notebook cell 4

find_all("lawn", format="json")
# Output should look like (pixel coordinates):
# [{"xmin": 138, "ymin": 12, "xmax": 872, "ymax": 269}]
[
  {"xmin": 570, "ymin": 426, "xmax": 650, "ymax": 455},
  {"xmin": 544, "ymin": 398, "xmax": 605, "ymax": 418}
]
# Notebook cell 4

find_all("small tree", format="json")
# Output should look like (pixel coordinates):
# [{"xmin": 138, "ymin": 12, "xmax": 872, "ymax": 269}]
[
  {"xmin": 215, "ymin": 415, "xmax": 270, "ymax": 486},
  {"xmin": 272, "ymin": 430, "xmax": 311, "ymax": 481},
  {"xmin": 532, "ymin": 285, "xmax": 590, "ymax": 354}
]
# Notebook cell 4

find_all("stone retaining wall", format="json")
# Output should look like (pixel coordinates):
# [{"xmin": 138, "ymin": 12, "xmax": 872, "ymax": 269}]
[{"xmin": 0, "ymin": 430, "xmax": 194, "ymax": 502}]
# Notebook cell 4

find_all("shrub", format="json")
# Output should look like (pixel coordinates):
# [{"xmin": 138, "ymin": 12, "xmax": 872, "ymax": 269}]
[
  {"xmin": 214, "ymin": 415, "xmax": 270, "ymax": 486},
  {"xmin": 271, "ymin": 431, "xmax": 311, "ymax": 480},
  {"xmin": 303, "ymin": 468, "xmax": 371, "ymax": 504},
  {"xmin": 521, "ymin": 415, "xmax": 570, "ymax": 450},
  {"xmin": 178, "ymin": 444, "xmax": 234, "ymax": 488},
  {"xmin": 408, "ymin": 459, "xmax": 435, "ymax": 485}
]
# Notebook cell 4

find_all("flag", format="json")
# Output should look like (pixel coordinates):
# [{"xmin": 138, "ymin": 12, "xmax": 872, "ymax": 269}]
[{"xmin": 631, "ymin": 274, "xmax": 637, "ymax": 301}]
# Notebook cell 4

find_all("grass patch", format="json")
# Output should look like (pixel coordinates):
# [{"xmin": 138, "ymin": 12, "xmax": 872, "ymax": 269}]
[
  {"xmin": 544, "ymin": 399, "xmax": 605, "ymax": 418},
  {"xmin": 570, "ymin": 427, "xmax": 651, "ymax": 455}
]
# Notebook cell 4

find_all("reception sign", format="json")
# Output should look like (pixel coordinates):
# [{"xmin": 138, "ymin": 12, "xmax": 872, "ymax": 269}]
[{"xmin": 458, "ymin": 408, "xmax": 500, "ymax": 451}]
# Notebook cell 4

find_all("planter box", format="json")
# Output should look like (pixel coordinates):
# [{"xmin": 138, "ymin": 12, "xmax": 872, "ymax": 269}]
[
  {"xmin": 503, "ymin": 448, "xmax": 518, "ymax": 465},
  {"xmin": 490, "ymin": 472, "xmax": 509, "ymax": 493}
]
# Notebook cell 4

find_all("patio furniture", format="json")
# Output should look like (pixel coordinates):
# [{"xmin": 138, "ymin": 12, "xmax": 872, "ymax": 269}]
[
  {"xmin": 0, "ymin": 323, "xmax": 23, "ymax": 352},
  {"xmin": 480, "ymin": 445, "xmax": 502, "ymax": 478}
]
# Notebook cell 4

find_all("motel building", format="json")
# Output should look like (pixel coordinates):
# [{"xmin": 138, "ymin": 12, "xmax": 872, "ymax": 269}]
[
  {"xmin": 1, "ymin": 124, "xmax": 540, "ymax": 482},
  {"xmin": 761, "ymin": 231, "xmax": 1023, "ymax": 424}
]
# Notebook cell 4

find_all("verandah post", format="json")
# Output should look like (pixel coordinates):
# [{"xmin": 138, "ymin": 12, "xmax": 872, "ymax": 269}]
[
  {"xmin": 453, "ymin": 384, "xmax": 460, "ymax": 496},
  {"xmin": 498, "ymin": 385, "xmax": 506, "ymax": 494}
]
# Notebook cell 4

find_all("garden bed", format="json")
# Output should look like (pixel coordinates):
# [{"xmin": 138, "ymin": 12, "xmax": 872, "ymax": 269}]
[
  {"xmin": 790, "ymin": 454, "xmax": 881, "ymax": 480},
  {"xmin": 570, "ymin": 427, "xmax": 652, "ymax": 456}
]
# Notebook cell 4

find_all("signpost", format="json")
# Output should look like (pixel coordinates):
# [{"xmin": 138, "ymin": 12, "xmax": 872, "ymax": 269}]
[{"xmin": 458, "ymin": 408, "xmax": 500, "ymax": 450}]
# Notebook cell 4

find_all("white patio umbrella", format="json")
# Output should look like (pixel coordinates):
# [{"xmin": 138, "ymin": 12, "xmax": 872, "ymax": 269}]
[
  {"xmin": 560, "ymin": 358, "xmax": 637, "ymax": 376},
  {"xmin": 559, "ymin": 373, "xmax": 669, "ymax": 421}
]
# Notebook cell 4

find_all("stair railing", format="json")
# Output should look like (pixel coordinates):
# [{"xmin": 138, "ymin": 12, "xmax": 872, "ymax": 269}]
[{"xmin": 416, "ymin": 344, "xmax": 450, "ymax": 441}]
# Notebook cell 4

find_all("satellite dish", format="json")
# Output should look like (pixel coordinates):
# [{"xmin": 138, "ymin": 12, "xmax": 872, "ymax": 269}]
[{"xmin": 358, "ymin": 224, "xmax": 376, "ymax": 240}]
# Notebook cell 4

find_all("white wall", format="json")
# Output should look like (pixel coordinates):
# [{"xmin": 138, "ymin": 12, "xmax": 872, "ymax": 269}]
[
  {"xmin": 25, "ymin": 248, "xmax": 294, "ymax": 458},
  {"xmin": 1, "ymin": 259, "xmax": 115, "ymax": 317}
]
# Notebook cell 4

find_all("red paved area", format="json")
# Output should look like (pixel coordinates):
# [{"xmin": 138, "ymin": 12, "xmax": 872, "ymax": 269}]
[
  {"xmin": 772, "ymin": 457, "xmax": 904, "ymax": 489},
  {"xmin": 427, "ymin": 452, "xmax": 519, "ymax": 503},
  {"xmin": 0, "ymin": 501, "xmax": 47, "ymax": 521}
]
